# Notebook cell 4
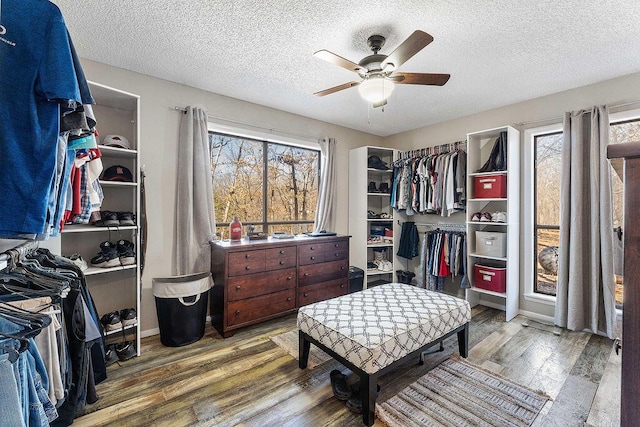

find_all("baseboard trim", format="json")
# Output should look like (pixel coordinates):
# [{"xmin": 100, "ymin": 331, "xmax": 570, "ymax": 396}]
[{"xmin": 517, "ymin": 309, "xmax": 555, "ymax": 325}]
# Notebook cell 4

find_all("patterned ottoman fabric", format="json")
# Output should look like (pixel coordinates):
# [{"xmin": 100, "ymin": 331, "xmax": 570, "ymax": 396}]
[{"xmin": 297, "ymin": 283, "xmax": 471, "ymax": 374}]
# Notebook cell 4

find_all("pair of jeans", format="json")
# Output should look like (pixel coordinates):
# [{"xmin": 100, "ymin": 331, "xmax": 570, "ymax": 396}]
[{"xmin": 0, "ymin": 353, "xmax": 25, "ymax": 427}]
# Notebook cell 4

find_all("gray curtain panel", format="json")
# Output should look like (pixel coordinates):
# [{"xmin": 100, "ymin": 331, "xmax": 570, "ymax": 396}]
[
  {"xmin": 175, "ymin": 106, "xmax": 216, "ymax": 275},
  {"xmin": 313, "ymin": 137, "xmax": 337, "ymax": 232},
  {"xmin": 554, "ymin": 105, "xmax": 617, "ymax": 338}
]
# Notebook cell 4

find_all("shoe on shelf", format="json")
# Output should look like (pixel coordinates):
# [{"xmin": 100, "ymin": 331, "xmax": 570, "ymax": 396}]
[
  {"xmin": 378, "ymin": 260, "xmax": 393, "ymax": 272},
  {"xmin": 89, "ymin": 211, "xmax": 102, "ymax": 226},
  {"xmin": 480, "ymin": 212, "xmax": 493, "ymax": 222},
  {"xmin": 67, "ymin": 253, "xmax": 88, "ymax": 271},
  {"xmin": 367, "ymin": 210, "xmax": 380, "ymax": 219},
  {"xmin": 116, "ymin": 239, "xmax": 136, "ymax": 266},
  {"xmin": 90, "ymin": 241, "xmax": 120, "ymax": 268},
  {"xmin": 119, "ymin": 308, "xmax": 137, "ymax": 327},
  {"xmin": 115, "ymin": 341, "xmax": 136, "ymax": 361},
  {"xmin": 492, "ymin": 212, "xmax": 507, "ymax": 223},
  {"xmin": 379, "ymin": 212, "xmax": 391, "ymax": 219},
  {"xmin": 367, "ymin": 261, "xmax": 378, "ymax": 271},
  {"xmin": 470, "ymin": 212, "xmax": 482, "ymax": 222},
  {"xmin": 101, "ymin": 311, "xmax": 122, "ymax": 332},
  {"xmin": 378, "ymin": 183, "xmax": 390, "ymax": 193},
  {"xmin": 117, "ymin": 212, "xmax": 136, "ymax": 226},
  {"xmin": 104, "ymin": 344, "xmax": 118, "ymax": 367},
  {"xmin": 97, "ymin": 211, "xmax": 119, "ymax": 227},
  {"xmin": 368, "ymin": 182, "xmax": 377, "ymax": 193}
]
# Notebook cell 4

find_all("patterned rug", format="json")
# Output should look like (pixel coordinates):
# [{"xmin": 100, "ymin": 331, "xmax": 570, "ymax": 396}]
[
  {"xmin": 269, "ymin": 330, "xmax": 331, "ymax": 369},
  {"xmin": 376, "ymin": 356, "xmax": 550, "ymax": 427}
]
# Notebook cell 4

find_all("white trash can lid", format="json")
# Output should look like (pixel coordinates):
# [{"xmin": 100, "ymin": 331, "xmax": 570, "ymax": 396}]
[{"xmin": 152, "ymin": 272, "xmax": 213, "ymax": 298}]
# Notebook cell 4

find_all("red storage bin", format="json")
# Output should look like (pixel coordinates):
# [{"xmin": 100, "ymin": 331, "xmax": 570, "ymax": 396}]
[
  {"xmin": 474, "ymin": 174, "xmax": 507, "ymax": 198},
  {"xmin": 474, "ymin": 264, "xmax": 506, "ymax": 293}
]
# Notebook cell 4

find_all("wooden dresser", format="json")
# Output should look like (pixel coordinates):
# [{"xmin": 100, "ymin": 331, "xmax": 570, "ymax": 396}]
[
  {"xmin": 607, "ymin": 141, "xmax": 640, "ymax": 426},
  {"xmin": 210, "ymin": 235, "xmax": 350, "ymax": 337}
]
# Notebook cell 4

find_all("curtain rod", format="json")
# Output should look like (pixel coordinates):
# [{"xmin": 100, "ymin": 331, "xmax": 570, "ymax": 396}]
[
  {"xmin": 513, "ymin": 99, "xmax": 640, "ymax": 128},
  {"xmin": 173, "ymin": 106, "xmax": 320, "ymax": 142}
]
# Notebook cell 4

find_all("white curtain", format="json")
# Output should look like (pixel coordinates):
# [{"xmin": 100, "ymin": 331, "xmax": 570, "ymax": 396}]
[
  {"xmin": 175, "ymin": 106, "xmax": 216, "ymax": 275},
  {"xmin": 313, "ymin": 137, "xmax": 337, "ymax": 232},
  {"xmin": 554, "ymin": 105, "xmax": 617, "ymax": 338}
]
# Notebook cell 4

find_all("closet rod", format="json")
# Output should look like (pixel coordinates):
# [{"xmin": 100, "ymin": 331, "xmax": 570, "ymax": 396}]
[
  {"xmin": 399, "ymin": 140, "xmax": 466, "ymax": 159},
  {"xmin": 398, "ymin": 220, "xmax": 466, "ymax": 230},
  {"xmin": 0, "ymin": 240, "xmax": 39, "ymax": 262},
  {"xmin": 173, "ymin": 106, "xmax": 320, "ymax": 142}
]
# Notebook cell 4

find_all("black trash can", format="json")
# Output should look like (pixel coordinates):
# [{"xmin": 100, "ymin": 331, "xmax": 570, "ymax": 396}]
[
  {"xmin": 152, "ymin": 272, "xmax": 213, "ymax": 347},
  {"xmin": 348, "ymin": 266, "xmax": 364, "ymax": 293}
]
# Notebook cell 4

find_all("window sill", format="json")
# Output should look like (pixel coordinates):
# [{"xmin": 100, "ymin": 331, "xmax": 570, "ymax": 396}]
[{"xmin": 523, "ymin": 293, "xmax": 556, "ymax": 306}]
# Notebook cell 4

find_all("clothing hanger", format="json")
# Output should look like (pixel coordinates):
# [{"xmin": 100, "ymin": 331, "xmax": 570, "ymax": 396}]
[{"xmin": 0, "ymin": 343, "xmax": 20, "ymax": 363}]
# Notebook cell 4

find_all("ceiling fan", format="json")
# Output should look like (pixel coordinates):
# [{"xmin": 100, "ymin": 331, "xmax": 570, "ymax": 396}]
[{"xmin": 313, "ymin": 30, "xmax": 450, "ymax": 107}]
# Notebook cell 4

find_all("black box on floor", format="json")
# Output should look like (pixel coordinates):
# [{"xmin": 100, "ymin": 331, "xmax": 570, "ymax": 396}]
[{"xmin": 348, "ymin": 266, "xmax": 364, "ymax": 293}]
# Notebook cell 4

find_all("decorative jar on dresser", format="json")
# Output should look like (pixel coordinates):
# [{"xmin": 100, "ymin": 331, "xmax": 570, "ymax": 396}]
[{"xmin": 210, "ymin": 235, "xmax": 350, "ymax": 337}]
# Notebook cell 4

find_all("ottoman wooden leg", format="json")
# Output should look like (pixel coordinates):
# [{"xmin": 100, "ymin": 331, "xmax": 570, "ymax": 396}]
[
  {"xmin": 299, "ymin": 330, "xmax": 311, "ymax": 369},
  {"xmin": 458, "ymin": 322, "xmax": 469, "ymax": 358}
]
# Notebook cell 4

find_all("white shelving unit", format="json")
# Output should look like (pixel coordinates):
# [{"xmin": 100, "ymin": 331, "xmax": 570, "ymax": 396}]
[
  {"xmin": 50, "ymin": 81, "xmax": 141, "ymax": 357},
  {"xmin": 465, "ymin": 126, "xmax": 520, "ymax": 321},
  {"xmin": 349, "ymin": 146, "xmax": 397, "ymax": 288}
]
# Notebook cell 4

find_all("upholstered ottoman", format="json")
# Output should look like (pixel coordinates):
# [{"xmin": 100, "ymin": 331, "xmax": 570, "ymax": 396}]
[{"xmin": 297, "ymin": 283, "xmax": 471, "ymax": 426}]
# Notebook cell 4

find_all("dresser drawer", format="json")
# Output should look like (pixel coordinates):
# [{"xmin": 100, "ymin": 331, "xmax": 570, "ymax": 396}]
[
  {"xmin": 228, "ymin": 250, "xmax": 265, "ymax": 276},
  {"xmin": 227, "ymin": 289, "xmax": 296, "ymax": 326},
  {"xmin": 298, "ymin": 259, "xmax": 349, "ymax": 287},
  {"xmin": 265, "ymin": 246, "xmax": 297, "ymax": 270},
  {"xmin": 323, "ymin": 249, "xmax": 349, "ymax": 262},
  {"xmin": 297, "ymin": 278, "xmax": 347, "ymax": 307},
  {"xmin": 298, "ymin": 243, "xmax": 326, "ymax": 265},
  {"xmin": 227, "ymin": 268, "xmax": 296, "ymax": 301},
  {"xmin": 325, "ymin": 239, "xmax": 349, "ymax": 252}
]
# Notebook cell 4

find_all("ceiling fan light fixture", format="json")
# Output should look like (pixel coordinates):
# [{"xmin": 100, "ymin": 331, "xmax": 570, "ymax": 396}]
[{"xmin": 358, "ymin": 74, "xmax": 394, "ymax": 103}]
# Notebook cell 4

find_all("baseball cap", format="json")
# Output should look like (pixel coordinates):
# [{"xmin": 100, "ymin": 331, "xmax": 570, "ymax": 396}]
[
  {"xmin": 103, "ymin": 135, "xmax": 131, "ymax": 149},
  {"xmin": 367, "ymin": 155, "xmax": 389, "ymax": 170},
  {"xmin": 102, "ymin": 165, "xmax": 133, "ymax": 182}
]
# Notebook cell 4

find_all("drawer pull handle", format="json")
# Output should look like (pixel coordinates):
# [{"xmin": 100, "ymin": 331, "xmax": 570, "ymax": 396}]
[
  {"xmin": 310, "ymin": 246, "xmax": 315, "ymax": 250},
  {"xmin": 334, "ymin": 253, "xmax": 339, "ymax": 257},
  {"xmin": 236, "ymin": 285, "xmax": 241, "ymax": 290},
  {"xmin": 280, "ymin": 250, "xmax": 285, "ymax": 254},
  {"xmin": 303, "ymin": 293, "xmax": 308, "ymax": 297},
  {"xmin": 287, "ymin": 276, "xmax": 292, "ymax": 280},
  {"xmin": 245, "ymin": 266, "xmax": 251, "ymax": 270},
  {"xmin": 335, "ymin": 244, "xmax": 339, "ymax": 248},
  {"xmin": 245, "ymin": 254, "xmax": 251, "ymax": 259},
  {"xmin": 235, "ymin": 310, "xmax": 240, "ymax": 315},
  {"xmin": 341, "ymin": 284, "xmax": 345, "ymax": 288},
  {"xmin": 304, "ymin": 273, "xmax": 309, "ymax": 277},
  {"xmin": 287, "ymin": 297, "xmax": 292, "ymax": 301},
  {"xmin": 341, "ymin": 266, "xmax": 346, "ymax": 270},
  {"xmin": 310, "ymin": 256, "xmax": 315, "ymax": 260},
  {"xmin": 279, "ymin": 261, "xmax": 284, "ymax": 265}
]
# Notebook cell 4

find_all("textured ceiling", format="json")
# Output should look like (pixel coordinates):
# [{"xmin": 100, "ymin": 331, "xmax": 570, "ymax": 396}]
[{"xmin": 52, "ymin": 0, "xmax": 640, "ymax": 137}]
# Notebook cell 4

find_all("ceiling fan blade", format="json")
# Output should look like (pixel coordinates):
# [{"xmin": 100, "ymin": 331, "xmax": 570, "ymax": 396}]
[
  {"xmin": 381, "ymin": 30, "xmax": 434, "ymax": 70},
  {"xmin": 392, "ymin": 72, "xmax": 450, "ymax": 86},
  {"xmin": 373, "ymin": 99, "xmax": 387, "ymax": 108},
  {"xmin": 314, "ymin": 50, "xmax": 364, "ymax": 74},
  {"xmin": 313, "ymin": 81, "xmax": 360, "ymax": 97}
]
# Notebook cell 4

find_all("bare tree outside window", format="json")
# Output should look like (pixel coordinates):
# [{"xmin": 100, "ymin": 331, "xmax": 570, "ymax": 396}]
[{"xmin": 209, "ymin": 132, "xmax": 319, "ymax": 239}]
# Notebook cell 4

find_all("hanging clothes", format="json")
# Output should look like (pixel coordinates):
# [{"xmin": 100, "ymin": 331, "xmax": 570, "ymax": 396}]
[
  {"xmin": 417, "ymin": 229, "xmax": 468, "ymax": 291},
  {"xmin": 397, "ymin": 222, "xmax": 420, "ymax": 260}
]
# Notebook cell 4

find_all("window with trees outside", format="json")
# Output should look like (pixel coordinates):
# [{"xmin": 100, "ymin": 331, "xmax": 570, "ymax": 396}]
[
  {"xmin": 209, "ymin": 132, "xmax": 320, "ymax": 240},
  {"xmin": 533, "ymin": 118, "xmax": 639, "ymax": 308}
]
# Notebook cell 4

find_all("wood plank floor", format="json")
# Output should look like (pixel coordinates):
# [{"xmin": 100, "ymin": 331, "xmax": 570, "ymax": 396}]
[{"xmin": 75, "ymin": 306, "xmax": 620, "ymax": 426}]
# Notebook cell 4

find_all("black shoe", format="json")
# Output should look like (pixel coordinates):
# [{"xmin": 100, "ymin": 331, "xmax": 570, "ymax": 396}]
[
  {"xmin": 116, "ymin": 240, "xmax": 136, "ymax": 266},
  {"xmin": 90, "ymin": 241, "xmax": 120, "ymax": 268},
  {"xmin": 346, "ymin": 384, "xmax": 381, "ymax": 414},
  {"xmin": 101, "ymin": 311, "xmax": 121, "ymax": 332},
  {"xmin": 330, "ymin": 370, "xmax": 352, "ymax": 401},
  {"xmin": 378, "ymin": 183, "xmax": 389, "ymax": 193},
  {"xmin": 117, "ymin": 211, "xmax": 135, "ymax": 226},
  {"xmin": 97, "ymin": 211, "xmax": 119, "ymax": 227},
  {"xmin": 104, "ymin": 344, "xmax": 118, "ymax": 366},
  {"xmin": 119, "ymin": 308, "xmax": 137, "ymax": 327},
  {"xmin": 116, "ymin": 341, "xmax": 136, "ymax": 361},
  {"xmin": 368, "ymin": 182, "xmax": 377, "ymax": 193}
]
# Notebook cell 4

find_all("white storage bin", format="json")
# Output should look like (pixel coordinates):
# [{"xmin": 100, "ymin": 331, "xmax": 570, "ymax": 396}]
[{"xmin": 475, "ymin": 231, "xmax": 507, "ymax": 258}]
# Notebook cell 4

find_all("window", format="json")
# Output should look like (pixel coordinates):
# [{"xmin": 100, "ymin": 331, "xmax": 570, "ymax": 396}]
[
  {"xmin": 525, "ymin": 114, "xmax": 640, "ymax": 306},
  {"xmin": 209, "ymin": 132, "xmax": 320, "ymax": 239}
]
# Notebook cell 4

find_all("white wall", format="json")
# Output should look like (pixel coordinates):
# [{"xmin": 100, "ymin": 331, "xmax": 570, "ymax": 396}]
[
  {"xmin": 80, "ymin": 59, "xmax": 383, "ymax": 335},
  {"xmin": 384, "ymin": 70, "xmax": 640, "ymax": 320}
]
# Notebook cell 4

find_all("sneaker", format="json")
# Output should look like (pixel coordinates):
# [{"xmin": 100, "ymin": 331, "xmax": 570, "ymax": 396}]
[
  {"xmin": 492, "ymin": 212, "xmax": 507, "ymax": 223},
  {"xmin": 117, "ymin": 212, "xmax": 135, "ymax": 226},
  {"xmin": 119, "ymin": 308, "xmax": 137, "ymax": 327},
  {"xmin": 67, "ymin": 253, "xmax": 88, "ymax": 271},
  {"xmin": 104, "ymin": 344, "xmax": 118, "ymax": 366},
  {"xmin": 368, "ymin": 182, "xmax": 377, "ymax": 193},
  {"xmin": 90, "ymin": 241, "xmax": 120, "ymax": 268},
  {"xmin": 116, "ymin": 341, "xmax": 136, "ymax": 361},
  {"xmin": 101, "ymin": 311, "xmax": 121, "ymax": 332},
  {"xmin": 116, "ymin": 240, "xmax": 136, "ymax": 266},
  {"xmin": 378, "ymin": 183, "xmax": 390, "ymax": 193},
  {"xmin": 97, "ymin": 211, "xmax": 119, "ymax": 227},
  {"xmin": 470, "ymin": 212, "xmax": 482, "ymax": 222},
  {"xmin": 89, "ymin": 211, "xmax": 102, "ymax": 226},
  {"xmin": 480, "ymin": 212, "xmax": 493, "ymax": 222}
]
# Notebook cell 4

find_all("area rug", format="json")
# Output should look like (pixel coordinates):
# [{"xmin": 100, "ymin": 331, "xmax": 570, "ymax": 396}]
[
  {"xmin": 269, "ymin": 330, "xmax": 331, "ymax": 369},
  {"xmin": 376, "ymin": 356, "xmax": 550, "ymax": 427}
]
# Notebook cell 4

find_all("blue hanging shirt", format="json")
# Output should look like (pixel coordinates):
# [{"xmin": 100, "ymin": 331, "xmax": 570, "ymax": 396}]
[{"xmin": 0, "ymin": 0, "xmax": 81, "ymax": 236}]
